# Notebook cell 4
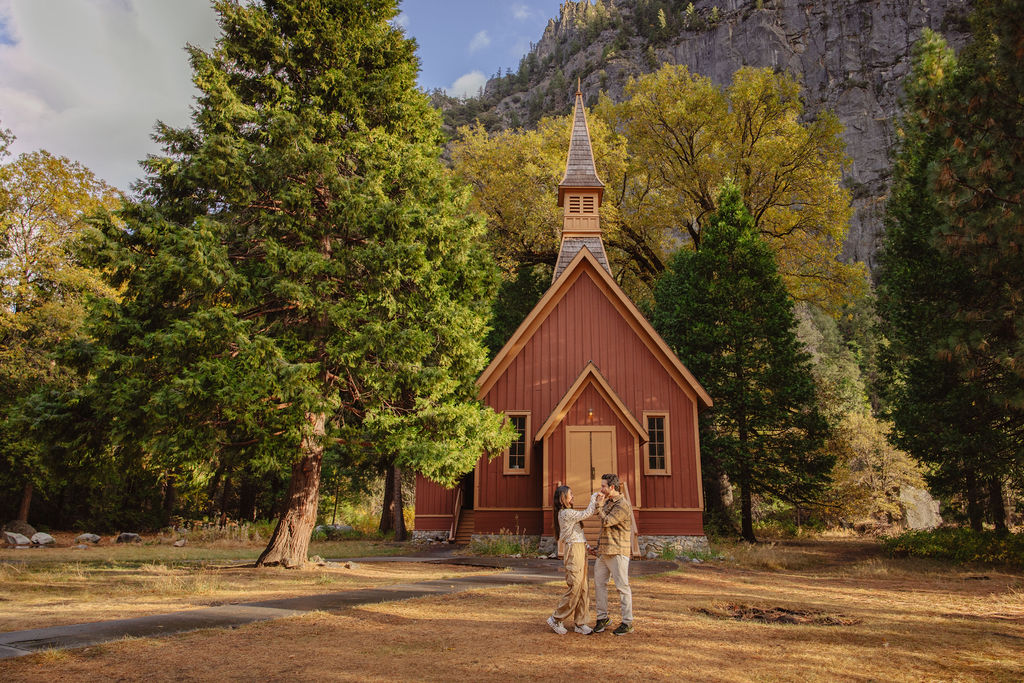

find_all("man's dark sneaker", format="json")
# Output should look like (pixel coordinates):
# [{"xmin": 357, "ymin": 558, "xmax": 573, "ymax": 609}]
[
  {"xmin": 612, "ymin": 622, "xmax": 633, "ymax": 636},
  {"xmin": 593, "ymin": 617, "xmax": 610, "ymax": 633}
]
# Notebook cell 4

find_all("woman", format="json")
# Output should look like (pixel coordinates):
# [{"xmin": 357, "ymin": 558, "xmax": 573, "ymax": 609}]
[{"xmin": 546, "ymin": 484, "xmax": 600, "ymax": 635}]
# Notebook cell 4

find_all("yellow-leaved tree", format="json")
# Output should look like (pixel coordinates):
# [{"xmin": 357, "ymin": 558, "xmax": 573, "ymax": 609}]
[{"xmin": 452, "ymin": 64, "xmax": 866, "ymax": 312}]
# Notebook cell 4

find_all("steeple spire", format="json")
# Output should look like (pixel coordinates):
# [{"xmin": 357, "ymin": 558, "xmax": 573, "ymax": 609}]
[
  {"xmin": 553, "ymin": 87, "xmax": 611, "ymax": 281},
  {"xmin": 558, "ymin": 87, "xmax": 604, "ymax": 207}
]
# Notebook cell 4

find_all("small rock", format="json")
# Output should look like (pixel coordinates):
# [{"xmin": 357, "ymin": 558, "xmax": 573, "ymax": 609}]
[
  {"xmin": 72, "ymin": 544, "xmax": 90, "ymax": 550},
  {"xmin": 116, "ymin": 532, "xmax": 142, "ymax": 544},
  {"xmin": 76, "ymin": 533, "xmax": 101, "ymax": 544},
  {"xmin": 343, "ymin": 561, "xmax": 359, "ymax": 569},
  {"xmin": 645, "ymin": 550, "xmax": 658, "ymax": 559},
  {"xmin": 690, "ymin": 558, "xmax": 702, "ymax": 564},
  {"xmin": 3, "ymin": 531, "xmax": 31, "ymax": 547},
  {"xmin": 3, "ymin": 520, "xmax": 36, "ymax": 537},
  {"xmin": 173, "ymin": 538, "xmax": 187, "ymax": 547},
  {"xmin": 30, "ymin": 532, "xmax": 55, "ymax": 546}
]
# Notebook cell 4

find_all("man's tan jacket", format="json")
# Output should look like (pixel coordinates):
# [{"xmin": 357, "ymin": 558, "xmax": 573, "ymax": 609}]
[{"xmin": 596, "ymin": 495, "xmax": 633, "ymax": 556}]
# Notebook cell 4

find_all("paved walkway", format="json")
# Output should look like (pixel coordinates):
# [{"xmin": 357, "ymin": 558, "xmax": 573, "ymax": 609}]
[{"xmin": 0, "ymin": 553, "xmax": 675, "ymax": 659}]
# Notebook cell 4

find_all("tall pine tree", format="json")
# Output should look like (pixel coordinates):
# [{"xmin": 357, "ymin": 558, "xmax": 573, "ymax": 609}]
[
  {"xmin": 652, "ymin": 184, "xmax": 829, "ymax": 542},
  {"xmin": 82, "ymin": 0, "xmax": 511, "ymax": 565},
  {"xmin": 877, "ymin": 13, "xmax": 1022, "ymax": 530}
]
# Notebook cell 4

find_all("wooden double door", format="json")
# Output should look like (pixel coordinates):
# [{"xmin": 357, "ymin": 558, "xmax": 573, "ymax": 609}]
[{"xmin": 565, "ymin": 426, "xmax": 615, "ymax": 499}]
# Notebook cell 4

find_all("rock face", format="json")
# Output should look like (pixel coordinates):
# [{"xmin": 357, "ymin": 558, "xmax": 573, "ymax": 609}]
[
  {"xmin": 900, "ymin": 485, "xmax": 942, "ymax": 530},
  {"xmin": 477, "ymin": 0, "xmax": 972, "ymax": 271}
]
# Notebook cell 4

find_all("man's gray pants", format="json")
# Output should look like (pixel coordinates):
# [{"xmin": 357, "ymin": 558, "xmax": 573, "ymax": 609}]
[{"xmin": 594, "ymin": 554, "xmax": 632, "ymax": 625}]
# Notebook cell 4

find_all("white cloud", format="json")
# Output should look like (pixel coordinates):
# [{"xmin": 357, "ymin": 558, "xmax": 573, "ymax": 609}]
[
  {"xmin": 393, "ymin": 11, "xmax": 409, "ymax": 29},
  {"xmin": 511, "ymin": 3, "xmax": 534, "ymax": 21},
  {"xmin": 468, "ymin": 30, "xmax": 490, "ymax": 53},
  {"xmin": 447, "ymin": 71, "xmax": 486, "ymax": 99},
  {"xmin": 0, "ymin": 0, "xmax": 219, "ymax": 191}
]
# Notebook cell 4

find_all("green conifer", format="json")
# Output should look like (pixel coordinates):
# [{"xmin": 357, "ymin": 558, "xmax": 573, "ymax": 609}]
[
  {"xmin": 83, "ymin": 0, "xmax": 510, "ymax": 565},
  {"xmin": 653, "ymin": 183, "xmax": 829, "ymax": 542}
]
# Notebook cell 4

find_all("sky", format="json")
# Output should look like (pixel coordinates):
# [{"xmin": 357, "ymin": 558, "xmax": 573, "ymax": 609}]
[{"xmin": 0, "ymin": 0, "xmax": 564, "ymax": 192}]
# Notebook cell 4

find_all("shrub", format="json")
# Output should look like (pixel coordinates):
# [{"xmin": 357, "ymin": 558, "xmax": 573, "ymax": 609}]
[{"xmin": 882, "ymin": 528, "xmax": 1024, "ymax": 568}]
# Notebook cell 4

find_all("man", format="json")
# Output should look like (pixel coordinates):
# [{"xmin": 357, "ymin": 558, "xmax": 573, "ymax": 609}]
[{"xmin": 592, "ymin": 473, "xmax": 633, "ymax": 635}]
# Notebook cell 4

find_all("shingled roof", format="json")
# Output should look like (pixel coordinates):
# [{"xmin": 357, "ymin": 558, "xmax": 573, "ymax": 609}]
[{"xmin": 558, "ymin": 88, "xmax": 603, "ymax": 193}]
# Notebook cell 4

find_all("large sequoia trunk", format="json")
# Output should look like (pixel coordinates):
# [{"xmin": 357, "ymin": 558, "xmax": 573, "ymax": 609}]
[{"xmin": 256, "ymin": 413, "xmax": 326, "ymax": 568}]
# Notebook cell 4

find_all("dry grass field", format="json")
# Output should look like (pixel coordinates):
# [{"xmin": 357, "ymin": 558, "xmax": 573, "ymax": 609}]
[
  {"xmin": 0, "ymin": 534, "xmax": 497, "ymax": 631},
  {"xmin": 1, "ymin": 537, "xmax": 1022, "ymax": 682}
]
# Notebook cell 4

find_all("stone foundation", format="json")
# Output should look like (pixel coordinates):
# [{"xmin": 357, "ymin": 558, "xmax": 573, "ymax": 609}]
[
  {"xmin": 637, "ymin": 535, "xmax": 709, "ymax": 559},
  {"xmin": 411, "ymin": 530, "xmax": 449, "ymax": 543}
]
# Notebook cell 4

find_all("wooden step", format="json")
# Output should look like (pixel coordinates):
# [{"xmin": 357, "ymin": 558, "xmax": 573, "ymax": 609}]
[{"xmin": 453, "ymin": 510, "xmax": 474, "ymax": 543}]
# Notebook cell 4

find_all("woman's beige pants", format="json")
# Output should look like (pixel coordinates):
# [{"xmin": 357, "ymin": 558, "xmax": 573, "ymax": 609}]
[{"xmin": 551, "ymin": 542, "xmax": 590, "ymax": 626}]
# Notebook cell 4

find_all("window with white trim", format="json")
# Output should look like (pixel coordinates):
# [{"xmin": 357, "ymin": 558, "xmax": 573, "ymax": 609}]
[
  {"xmin": 643, "ymin": 413, "xmax": 670, "ymax": 475},
  {"xmin": 504, "ymin": 413, "xmax": 531, "ymax": 475}
]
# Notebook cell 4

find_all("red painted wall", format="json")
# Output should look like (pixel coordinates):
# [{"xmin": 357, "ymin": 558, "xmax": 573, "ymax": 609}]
[{"xmin": 416, "ymin": 265, "xmax": 705, "ymax": 537}]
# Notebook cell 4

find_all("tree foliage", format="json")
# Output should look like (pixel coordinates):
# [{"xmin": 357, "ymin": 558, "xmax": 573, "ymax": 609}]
[
  {"xmin": 652, "ymin": 183, "xmax": 830, "ymax": 542},
  {"xmin": 0, "ymin": 135, "xmax": 119, "ymax": 522},
  {"xmin": 877, "ymin": 14, "xmax": 1022, "ymax": 531},
  {"xmin": 451, "ymin": 64, "xmax": 865, "ymax": 312},
  {"xmin": 77, "ymin": 0, "xmax": 511, "ymax": 564},
  {"xmin": 604, "ymin": 65, "xmax": 864, "ymax": 311}
]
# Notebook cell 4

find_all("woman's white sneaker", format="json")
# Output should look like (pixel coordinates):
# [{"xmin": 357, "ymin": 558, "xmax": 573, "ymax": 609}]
[
  {"xmin": 546, "ymin": 616, "xmax": 567, "ymax": 635},
  {"xmin": 574, "ymin": 624, "xmax": 593, "ymax": 635}
]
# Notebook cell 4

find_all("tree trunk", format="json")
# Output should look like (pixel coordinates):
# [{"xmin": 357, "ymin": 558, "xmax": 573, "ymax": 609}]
[
  {"xmin": 163, "ymin": 471, "xmax": 178, "ymax": 517},
  {"xmin": 378, "ymin": 463, "xmax": 395, "ymax": 534},
  {"xmin": 988, "ymin": 477, "xmax": 1008, "ymax": 533},
  {"xmin": 256, "ymin": 413, "xmax": 326, "ymax": 568},
  {"xmin": 17, "ymin": 481, "xmax": 33, "ymax": 522},
  {"xmin": 740, "ymin": 466, "xmax": 756, "ymax": 543},
  {"xmin": 392, "ymin": 464, "xmax": 407, "ymax": 542},
  {"xmin": 966, "ymin": 470, "xmax": 984, "ymax": 532},
  {"xmin": 219, "ymin": 474, "xmax": 232, "ymax": 527},
  {"xmin": 237, "ymin": 473, "xmax": 257, "ymax": 522}
]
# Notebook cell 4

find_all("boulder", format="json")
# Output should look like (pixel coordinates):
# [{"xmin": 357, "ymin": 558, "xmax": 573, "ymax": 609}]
[
  {"xmin": 900, "ymin": 486, "xmax": 942, "ymax": 530},
  {"xmin": 72, "ymin": 544, "xmax": 90, "ymax": 550},
  {"xmin": 3, "ymin": 531, "xmax": 32, "ymax": 547},
  {"xmin": 76, "ymin": 533, "xmax": 101, "ymax": 544},
  {"xmin": 116, "ymin": 532, "xmax": 142, "ymax": 544},
  {"xmin": 30, "ymin": 532, "xmax": 55, "ymax": 546},
  {"xmin": 3, "ymin": 520, "xmax": 36, "ymax": 537},
  {"xmin": 173, "ymin": 538, "xmax": 187, "ymax": 547}
]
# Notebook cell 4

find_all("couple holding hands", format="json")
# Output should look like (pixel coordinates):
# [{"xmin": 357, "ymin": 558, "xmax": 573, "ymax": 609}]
[{"xmin": 547, "ymin": 473, "xmax": 634, "ymax": 636}]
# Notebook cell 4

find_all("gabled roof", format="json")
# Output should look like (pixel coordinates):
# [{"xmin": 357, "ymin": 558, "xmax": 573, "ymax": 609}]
[
  {"xmin": 535, "ymin": 362, "xmax": 646, "ymax": 441},
  {"xmin": 558, "ymin": 88, "xmax": 603, "ymax": 206},
  {"xmin": 477, "ymin": 247, "xmax": 713, "ymax": 410}
]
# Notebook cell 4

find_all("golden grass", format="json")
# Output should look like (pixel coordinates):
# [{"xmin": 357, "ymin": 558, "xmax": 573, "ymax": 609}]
[
  {"xmin": 0, "ymin": 536, "xmax": 494, "ymax": 631},
  {"xmin": 0, "ymin": 538, "xmax": 1021, "ymax": 681}
]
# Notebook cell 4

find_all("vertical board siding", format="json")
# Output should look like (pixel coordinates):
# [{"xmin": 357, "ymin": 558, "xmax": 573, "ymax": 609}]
[
  {"xmin": 413, "ymin": 473, "xmax": 457, "ymax": 515},
  {"xmin": 637, "ymin": 510, "xmax": 704, "ymax": 535},
  {"xmin": 481, "ymin": 271, "xmax": 702, "ymax": 513}
]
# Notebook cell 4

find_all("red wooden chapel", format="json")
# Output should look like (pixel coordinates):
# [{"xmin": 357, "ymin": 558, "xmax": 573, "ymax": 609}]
[{"xmin": 414, "ymin": 88, "xmax": 712, "ymax": 554}]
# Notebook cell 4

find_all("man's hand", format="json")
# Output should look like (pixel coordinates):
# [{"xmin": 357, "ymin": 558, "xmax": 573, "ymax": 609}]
[{"xmin": 595, "ymin": 492, "xmax": 605, "ymax": 505}]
